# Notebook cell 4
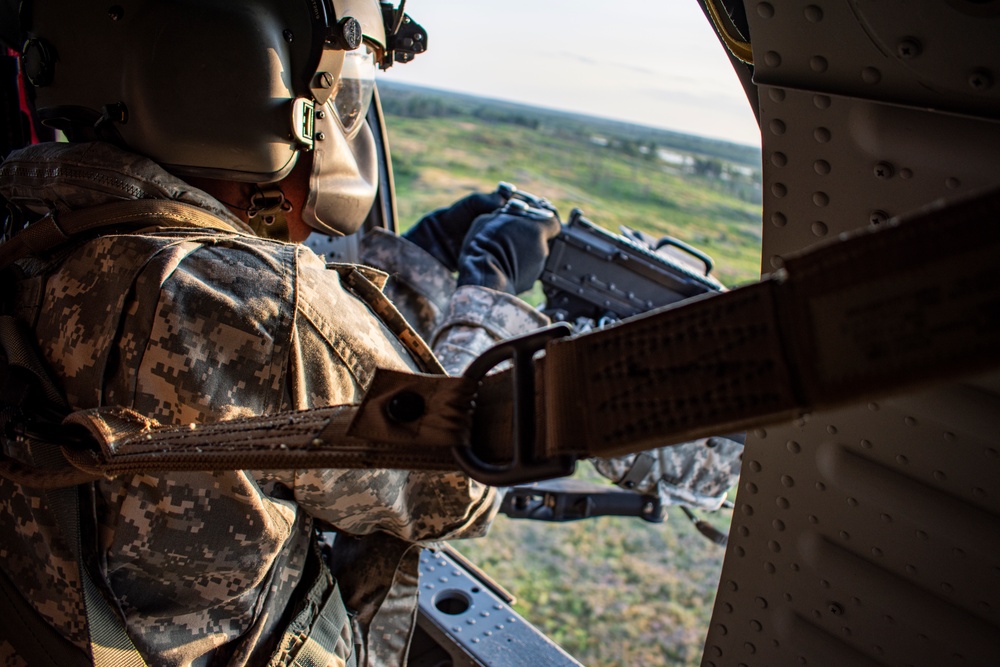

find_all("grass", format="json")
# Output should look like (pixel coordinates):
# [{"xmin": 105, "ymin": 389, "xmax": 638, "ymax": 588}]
[
  {"xmin": 387, "ymin": 102, "xmax": 762, "ymax": 287},
  {"xmin": 454, "ymin": 468, "xmax": 737, "ymax": 667},
  {"xmin": 381, "ymin": 86, "xmax": 760, "ymax": 666}
]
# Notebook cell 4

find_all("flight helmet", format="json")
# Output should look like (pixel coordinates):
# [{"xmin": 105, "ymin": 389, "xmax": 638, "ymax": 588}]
[{"xmin": 15, "ymin": 0, "xmax": 425, "ymax": 235}]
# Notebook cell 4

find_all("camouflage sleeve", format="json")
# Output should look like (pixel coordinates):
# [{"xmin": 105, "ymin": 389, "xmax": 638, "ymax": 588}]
[
  {"xmin": 359, "ymin": 228, "xmax": 456, "ymax": 341},
  {"xmin": 359, "ymin": 228, "xmax": 551, "ymax": 375},
  {"xmin": 591, "ymin": 437, "xmax": 744, "ymax": 510},
  {"xmin": 360, "ymin": 229, "xmax": 744, "ymax": 513},
  {"xmin": 430, "ymin": 285, "xmax": 551, "ymax": 376},
  {"xmin": 285, "ymin": 469, "xmax": 496, "ymax": 542}
]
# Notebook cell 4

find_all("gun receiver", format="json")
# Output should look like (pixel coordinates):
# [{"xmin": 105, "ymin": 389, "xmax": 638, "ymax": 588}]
[{"xmin": 540, "ymin": 208, "xmax": 725, "ymax": 326}]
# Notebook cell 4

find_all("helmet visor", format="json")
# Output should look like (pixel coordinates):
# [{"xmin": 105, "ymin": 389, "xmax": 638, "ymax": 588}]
[{"xmin": 332, "ymin": 44, "xmax": 376, "ymax": 138}]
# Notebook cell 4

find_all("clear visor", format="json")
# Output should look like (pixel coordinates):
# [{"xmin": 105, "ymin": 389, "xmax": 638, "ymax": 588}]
[{"xmin": 331, "ymin": 44, "xmax": 376, "ymax": 138}]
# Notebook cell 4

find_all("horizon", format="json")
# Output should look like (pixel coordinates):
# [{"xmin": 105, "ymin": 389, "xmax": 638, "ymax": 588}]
[
  {"xmin": 382, "ymin": 1, "xmax": 762, "ymax": 148},
  {"xmin": 378, "ymin": 79, "xmax": 763, "ymax": 154}
]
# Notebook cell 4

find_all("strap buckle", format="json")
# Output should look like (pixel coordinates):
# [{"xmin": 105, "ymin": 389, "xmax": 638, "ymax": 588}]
[{"xmin": 454, "ymin": 324, "xmax": 576, "ymax": 485}]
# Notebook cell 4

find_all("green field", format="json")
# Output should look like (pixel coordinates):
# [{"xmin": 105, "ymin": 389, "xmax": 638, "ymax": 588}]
[
  {"xmin": 383, "ymin": 82, "xmax": 762, "ymax": 288},
  {"xmin": 380, "ymin": 83, "xmax": 762, "ymax": 666}
]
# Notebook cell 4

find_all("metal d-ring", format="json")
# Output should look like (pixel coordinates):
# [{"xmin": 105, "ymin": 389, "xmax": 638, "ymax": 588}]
[{"xmin": 453, "ymin": 323, "xmax": 577, "ymax": 486}]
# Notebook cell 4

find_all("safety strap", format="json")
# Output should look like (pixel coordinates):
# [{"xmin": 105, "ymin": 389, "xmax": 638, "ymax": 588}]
[
  {"xmin": 0, "ymin": 315, "xmax": 149, "ymax": 665},
  {"xmin": 1, "ymin": 188, "xmax": 999, "ymax": 487},
  {"xmin": 541, "ymin": 186, "xmax": 1000, "ymax": 458}
]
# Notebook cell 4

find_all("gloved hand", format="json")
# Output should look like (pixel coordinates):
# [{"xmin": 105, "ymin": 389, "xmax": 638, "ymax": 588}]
[
  {"xmin": 457, "ymin": 204, "xmax": 562, "ymax": 295},
  {"xmin": 402, "ymin": 190, "xmax": 509, "ymax": 271}
]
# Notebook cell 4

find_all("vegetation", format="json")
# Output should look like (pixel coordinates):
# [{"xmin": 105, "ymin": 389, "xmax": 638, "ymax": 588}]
[
  {"xmin": 382, "ymin": 82, "xmax": 762, "ymax": 287},
  {"xmin": 380, "ymin": 83, "xmax": 762, "ymax": 666},
  {"xmin": 455, "ymin": 468, "xmax": 737, "ymax": 667}
]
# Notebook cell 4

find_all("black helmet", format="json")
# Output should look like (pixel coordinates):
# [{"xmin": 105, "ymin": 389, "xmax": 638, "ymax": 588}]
[{"xmin": 16, "ymin": 0, "xmax": 420, "ymax": 235}]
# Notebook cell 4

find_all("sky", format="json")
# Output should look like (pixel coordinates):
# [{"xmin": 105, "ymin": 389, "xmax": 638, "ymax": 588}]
[{"xmin": 381, "ymin": 0, "xmax": 762, "ymax": 148}]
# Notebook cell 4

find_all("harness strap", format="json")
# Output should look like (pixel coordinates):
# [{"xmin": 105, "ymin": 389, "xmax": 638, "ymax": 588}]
[
  {"xmin": 0, "ymin": 310, "xmax": 145, "ymax": 664},
  {"xmin": 270, "ymin": 543, "xmax": 356, "ymax": 667},
  {"xmin": 42, "ymin": 481, "xmax": 149, "ymax": 667},
  {"xmin": 1, "ymin": 188, "xmax": 998, "ymax": 487},
  {"xmin": 0, "ymin": 199, "xmax": 245, "ymax": 269},
  {"xmin": 289, "ymin": 579, "xmax": 355, "ymax": 667},
  {"xmin": 542, "ymin": 186, "xmax": 1000, "ymax": 460},
  {"xmin": 0, "ymin": 566, "xmax": 91, "ymax": 666}
]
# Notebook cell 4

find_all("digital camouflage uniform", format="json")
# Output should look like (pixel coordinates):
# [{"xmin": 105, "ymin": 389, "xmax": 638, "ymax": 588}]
[
  {"xmin": 0, "ymin": 142, "xmax": 546, "ymax": 667},
  {"xmin": 0, "ymin": 141, "xmax": 742, "ymax": 667}
]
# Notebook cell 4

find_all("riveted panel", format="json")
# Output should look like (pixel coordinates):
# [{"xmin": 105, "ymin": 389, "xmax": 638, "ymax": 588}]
[
  {"xmin": 758, "ymin": 87, "xmax": 1000, "ymax": 270},
  {"xmin": 703, "ymin": 2, "xmax": 1000, "ymax": 665},
  {"xmin": 705, "ymin": 382, "xmax": 1000, "ymax": 666},
  {"xmin": 749, "ymin": 1, "xmax": 1000, "ymax": 118}
]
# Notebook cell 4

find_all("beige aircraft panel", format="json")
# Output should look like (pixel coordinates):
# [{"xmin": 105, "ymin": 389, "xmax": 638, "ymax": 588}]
[{"xmin": 703, "ymin": 2, "xmax": 1000, "ymax": 666}]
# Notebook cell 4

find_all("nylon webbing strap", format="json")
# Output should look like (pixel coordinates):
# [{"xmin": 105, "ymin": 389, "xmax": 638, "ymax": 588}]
[
  {"xmin": 540, "ymin": 186, "xmax": 1000, "ymax": 460},
  {"xmin": 1, "ymin": 188, "xmax": 999, "ymax": 487},
  {"xmin": 39, "ymin": 461, "xmax": 148, "ymax": 666},
  {"xmin": 291, "ymin": 579, "xmax": 355, "ymax": 667},
  {"xmin": 278, "ymin": 543, "xmax": 356, "ymax": 667},
  {"xmin": 50, "ymin": 369, "xmax": 473, "ymax": 483},
  {"xmin": 0, "ymin": 566, "xmax": 90, "ymax": 666},
  {"xmin": 0, "ymin": 199, "xmax": 244, "ymax": 269},
  {"xmin": 456, "ymin": 187, "xmax": 1000, "ymax": 482}
]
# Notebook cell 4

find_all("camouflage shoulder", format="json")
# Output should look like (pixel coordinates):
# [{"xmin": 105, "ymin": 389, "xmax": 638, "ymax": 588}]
[
  {"xmin": 359, "ymin": 229, "xmax": 455, "ymax": 338},
  {"xmin": 429, "ymin": 285, "xmax": 550, "ymax": 375},
  {"xmin": 431, "ymin": 285, "xmax": 549, "ymax": 346},
  {"xmin": 0, "ymin": 142, "xmax": 251, "ymax": 233},
  {"xmin": 592, "ymin": 436, "xmax": 744, "ymax": 510}
]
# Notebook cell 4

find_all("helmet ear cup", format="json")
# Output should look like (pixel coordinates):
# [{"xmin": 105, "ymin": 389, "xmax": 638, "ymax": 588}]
[
  {"xmin": 302, "ymin": 108, "xmax": 378, "ymax": 236},
  {"xmin": 30, "ymin": 0, "xmax": 316, "ymax": 182},
  {"xmin": 119, "ymin": 2, "xmax": 313, "ymax": 181}
]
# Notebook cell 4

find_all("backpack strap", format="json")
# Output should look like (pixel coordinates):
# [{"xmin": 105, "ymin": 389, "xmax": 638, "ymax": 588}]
[{"xmin": 0, "ymin": 199, "xmax": 245, "ymax": 269}]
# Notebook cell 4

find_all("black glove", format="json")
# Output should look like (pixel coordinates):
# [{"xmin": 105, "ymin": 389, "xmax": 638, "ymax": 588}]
[
  {"xmin": 402, "ymin": 190, "xmax": 509, "ymax": 271},
  {"xmin": 457, "ymin": 204, "xmax": 562, "ymax": 295}
]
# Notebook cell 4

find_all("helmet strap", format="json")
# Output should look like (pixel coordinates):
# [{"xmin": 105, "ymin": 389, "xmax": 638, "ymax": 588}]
[{"xmin": 247, "ymin": 185, "xmax": 294, "ymax": 240}]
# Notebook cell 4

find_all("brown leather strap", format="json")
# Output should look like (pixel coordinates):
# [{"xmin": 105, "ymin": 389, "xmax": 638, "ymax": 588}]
[
  {"xmin": 3, "ymin": 188, "xmax": 998, "ymax": 487},
  {"xmin": 0, "ymin": 199, "xmax": 244, "ymax": 268}
]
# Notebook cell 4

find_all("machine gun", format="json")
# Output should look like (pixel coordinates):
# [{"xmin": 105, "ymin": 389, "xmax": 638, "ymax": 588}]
[
  {"xmin": 541, "ymin": 208, "xmax": 726, "ymax": 326},
  {"xmin": 409, "ymin": 186, "xmax": 737, "ymax": 667},
  {"xmin": 494, "ymin": 183, "xmax": 726, "ymax": 329}
]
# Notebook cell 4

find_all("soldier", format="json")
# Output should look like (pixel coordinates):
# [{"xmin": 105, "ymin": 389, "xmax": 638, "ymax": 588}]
[
  {"xmin": 0, "ymin": 1, "xmax": 743, "ymax": 665},
  {"xmin": 0, "ymin": 1, "xmax": 561, "ymax": 666}
]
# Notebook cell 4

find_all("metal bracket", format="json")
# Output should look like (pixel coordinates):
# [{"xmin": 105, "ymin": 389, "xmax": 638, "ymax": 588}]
[
  {"xmin": 454, "ymin": 324, "xmax": 576, "ymax": 486},
  {"xmin": 291, "ymin": 97, "xmax": 315, "ymax": 149},
  {"xmin": 501, "ymin": 479, "xmax": 665, "ymax": 523},
  {"xmin": 413, "ymin": 547, "xmax": 583, "ymax": 667}
]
